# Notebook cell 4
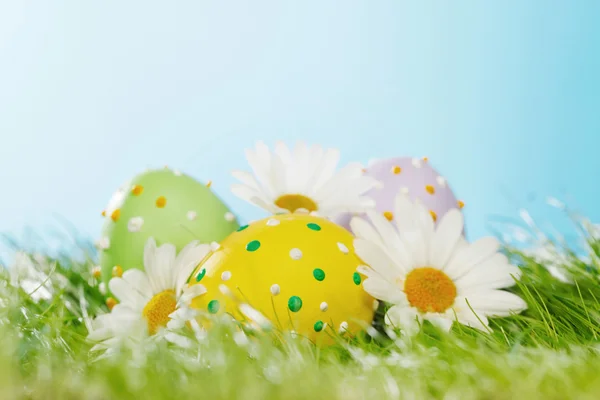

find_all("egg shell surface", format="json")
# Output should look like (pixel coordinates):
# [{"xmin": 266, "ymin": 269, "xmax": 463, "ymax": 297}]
[
  {"xmin": 190, "ymin": 214, "xmax": 376, "ymax": 345},
  {"xmin": 335, "ymin": 157, "xmax": 463, "ymax": 230},
  {"xmin": 98, "ymin": 169, "xmax": 239, "ymax": 285}
]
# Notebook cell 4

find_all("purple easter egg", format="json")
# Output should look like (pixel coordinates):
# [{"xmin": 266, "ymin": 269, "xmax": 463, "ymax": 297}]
[{"xmin": 334, "ymin": 157, "xmax": 464, "ymax": 231}]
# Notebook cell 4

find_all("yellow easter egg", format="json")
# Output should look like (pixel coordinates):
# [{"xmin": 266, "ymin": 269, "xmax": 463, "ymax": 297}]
[{"xmin": 190, "ymin": 214, "xmax": 376, "ymax": 345}]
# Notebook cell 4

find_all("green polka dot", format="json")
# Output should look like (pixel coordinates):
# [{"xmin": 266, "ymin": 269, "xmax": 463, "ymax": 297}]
[
  {"xmin": 195, "ymin": 268, "xmax": 206, "ymax": 282},
  {"xmin": 314, "ymin": 321, "xmax": 324, "ymax": 332},
  {"xmin": 246, "ymin": 240, "xmax": 261, "ymax": 252},
  {"xmin": 313, "ymin": 268, "xmax": 325, "ymax": 281},
  {"xmin": 307, "ymin": 223, "xmax": 321, "ymax": 231},
  {"xmin": 208, "ymin": 300, "xmax": 220, "ymax": 314},
  {"xmin": 353, "ymin": 272, "xmax": 362, "ymax": 286},
  {"xmin": 288, "ymin": 296, "xmax": 303, "ymax": 312},
  {"xmin": 237, "ymin": 225, "xmax": 249, "ymax": 232}
]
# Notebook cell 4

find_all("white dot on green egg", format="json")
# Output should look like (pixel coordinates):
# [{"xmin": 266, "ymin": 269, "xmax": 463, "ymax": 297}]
[
  {"xmin": 221, "ymin": 271, "xmax": 231, "ymax": 281},
  {"xmin": 210, "ymin": 242, "xmax": 221, "ymax": 251},
  {"xmin": 337, "ymin": 242, "xmax": 349, "ymax": 254},
  {"xmin": 224, "ymin": 212, "xmax": 235, "ymax": 222},
  {"xmin": 289, "ymin": 248, "xmax": 303, "ymax": 260},
  {"xmin": 187, "ymin": 211, "xmax": 197, "ymax": 221},
  {"xmin": 319, "ymin": 302, "xmax": 328, "ymax": 312},
  {"xmin": 173, "ymin": 169, "xmax": 182, "ymax": 176},
  {"xmin": 270, "ymin": 284, "xmax": 280, "ymax": 295},
  {"xmin": 339, "ymin": 321, "xmax": 349, "ymax": 334},
  {"xmin": 127, "ymin": 216, "xmax": 144, "ymax": 232},
  {"xmin": 266, "ymin": 218, "xmax": 280, "ymax": 226}
]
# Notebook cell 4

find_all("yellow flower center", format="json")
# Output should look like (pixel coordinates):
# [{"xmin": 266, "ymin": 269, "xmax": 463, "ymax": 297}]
[
  {"xmin": 142, "ymin": 290, "xmax": 177, "ymax": 335},
  {"xmin": 403, "ymin": 267, "xmax": 456, "ymax": 313},
  {"xmin": 274, "ymin": 194, "xmax": 318, "ymax": 213}
]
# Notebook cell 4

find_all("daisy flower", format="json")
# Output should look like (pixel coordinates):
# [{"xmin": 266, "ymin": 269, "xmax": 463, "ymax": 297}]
[
  {"xmin": 351, "ymin": 193, "xmax": 527, "ymax": 335},
  {"xmin": 231, "ymin": 141, "xmax": 379, "ymax": 218},
  {"xmin": 87, "ymin": 238, "xmax": 210, "ymax": 352}
]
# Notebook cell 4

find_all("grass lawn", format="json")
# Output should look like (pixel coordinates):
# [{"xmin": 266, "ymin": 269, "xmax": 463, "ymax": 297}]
[{"xmin": 2, "ymin": 221, "xmax": 600, "ymax": 400}]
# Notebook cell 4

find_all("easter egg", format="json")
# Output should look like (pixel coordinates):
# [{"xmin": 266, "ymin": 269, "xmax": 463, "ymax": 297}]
[
  {"xmin": 335, "ymin": 157, "xmax": 464, "ymax": 230},
  {"xmin": 97, "ymin": 168, "xmax": 239, "ymax": 285},
  {"xmin": 189, "ymin": 214, "xmax": 376, "ymax": 345}
]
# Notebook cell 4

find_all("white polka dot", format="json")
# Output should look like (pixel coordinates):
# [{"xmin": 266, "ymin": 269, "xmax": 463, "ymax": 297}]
[
  {"xmin": 210, "ymin": 242, "xmax": 221, "ymax": 251},
  {"xmin": 187, "ymin": 211, "xmax": 197, "ymax": 221},
  {"xmin": 270, "ymin": 284, "xmax": 280, "ymax": 295},
  {"xmin": 266, "ymin": 218, "xmax": 280, "ymax": 226},
  {"xmin": 221, "ymin": 271, "xmax": 231, "ymax": 281},
  {"xmin": 95, "ymin": 237, "xmax": 110, "ymax": 250},
  {"xmin": 289, "ymin": 248, "xmax": 303, "ymax": 260},
  {"xmin": 337, "ymin": 242, "xmax": 349, "ymax": 254},
  {"xmin": 224, "ymin": 212, "xmax": 235, "ymax": 222},
  {"xmin": 173, "ymin": 170, "xmax": 182, "ymax": 176},
  {"xmin": 339, "ymin": 321, "xmax": 349, "ymax": 334},
  {"xmin": 411, "ymin": 158, "xmax": 422, "ymax": 168},
  {"xmin": 436, "ymin": 176, "xmax": 447, "ymax": 188},
  {"xmin": 320, "ymin": 302, "xmax": 328, "ymax": 312},
  {"xmin": 373, "ymin": 300, "xmax": 380, "ymax": 311},
  {"xmin": 127, "ymin": 216, "xmax": 144, "ymax": 232}
]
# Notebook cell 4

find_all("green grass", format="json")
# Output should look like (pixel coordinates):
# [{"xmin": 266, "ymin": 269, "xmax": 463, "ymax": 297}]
[{"xmin": 3, "ymin": 219, "xmax": 600, "ymax": 400}]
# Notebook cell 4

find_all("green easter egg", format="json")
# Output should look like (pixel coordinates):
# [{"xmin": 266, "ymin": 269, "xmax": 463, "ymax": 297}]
[{"xmin": 97, "ymin": 168, "xmax": 239, "ymax": 286}]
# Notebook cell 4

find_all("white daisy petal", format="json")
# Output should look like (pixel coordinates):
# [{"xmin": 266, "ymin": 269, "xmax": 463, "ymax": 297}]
[
  {"xmin": 108, "ymin": 278, "xmax": 147, "ymax": 310},
  {"xmin": 455, "ymin": 308, "xmax": 490, "ymax": 332},
  {"xmin": 425, "ymin": 315, "xmax": 454, "ymax": 332},
  {"xmin": 152, "ymin": 243, "xmax": 177, "ymax": 293},
  {"xmin": 444, "ymin": 237, "xmax": 500, "ymax": 280},
  {"xmin": 121, "ymin": 269, "xmax": 153, "ymax": 299},
  {"xmin": 429, "ymin": 209, "xmax": 464, "ymax": 269},
  {"xmin": 179, "ymin": 284, "xmax": 207, "ymax": 305},
  {"xmin": 143, "ymin": 238, "xmax": 162, "ymax": 293},
  {"xmin": 354, "ymin": 239, "xmax": 403, "ymax": 281},
  {"xmin": 461, "ymin": 291, "xmax": 528, "ymax": 317},
  {"xmin": 384, "ymin": 305, "xmax": 421, "ymax": 335},
  {"xmin": 455, "ymin": 255, "xmax": 522, "ymax": 292},
  {"xmin": 231, "ymin": 142, "xmax": 374, "ymax": 218},
  {"xmin": 362, "ymin": 277, "xmax": 408, "ymax": 305},
  {"xmin": 231, "ymin": 170, "xmax": 260, "ymax": 190}
]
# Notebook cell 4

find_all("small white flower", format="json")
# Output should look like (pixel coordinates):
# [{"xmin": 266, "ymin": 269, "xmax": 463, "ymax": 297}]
[
  {"xmin": 187, "ymin": 211, "xmax": 197, "ymax": 221},
  {"xmin": 352, "ymin": 193, "xmax": 527, "ymax": 335},
  {"xmin": 87, "ymin": 238, "xmax": 211, "ymax": 353},
  {"xmin": 128, "ymin": 217, "xmax": 144, "ymax": 232},
  {"xmin": 8, "ymin": 252, "xmax": 54, "ymax": 302},
  {"xmin": 231, "ymin": 141, "xmax": 378, "ymax": 219}
]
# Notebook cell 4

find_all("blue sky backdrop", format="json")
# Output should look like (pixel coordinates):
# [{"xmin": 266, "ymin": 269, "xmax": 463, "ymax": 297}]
[{"xmin": 1, "ymin": 1, "xmax": 599, "ymax": 260}]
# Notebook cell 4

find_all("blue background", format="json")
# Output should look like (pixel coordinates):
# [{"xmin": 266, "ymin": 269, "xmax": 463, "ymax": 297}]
[{"xmin": 1, "ymin": 1, "xmax": 599, "ymax": 260}]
